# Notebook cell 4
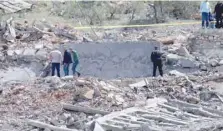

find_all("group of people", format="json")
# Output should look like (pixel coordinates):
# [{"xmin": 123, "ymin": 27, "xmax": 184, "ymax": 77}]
[
  {"xmin": 200, "ymin": 1, "xmax": 223, "ymax": 28},
  {"xmin": 49, "ymin": 48, "xmax": 80, "ymax": 77}
]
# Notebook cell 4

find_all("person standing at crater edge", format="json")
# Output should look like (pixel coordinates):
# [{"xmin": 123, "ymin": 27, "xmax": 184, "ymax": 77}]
[
  {"xmin": 63, "ymin": 49, "xmax": 72, "ymax": 76},
  {"xmin": 49, "ymin": 47, "xmax": 63, "ymax": 77},
  {"xmin": 200, "ymin": 0, "xmax": 211, "ymax": 28},
  {"xmin": 151, "ymin": 46, "xmax": 164, "ymax": 77},
  {"xmin": 70, "ymin": 48, "xmax": 81, "ymax": 77}
]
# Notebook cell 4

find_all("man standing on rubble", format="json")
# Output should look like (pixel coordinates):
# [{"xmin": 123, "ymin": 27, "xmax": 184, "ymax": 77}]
[
  {"xmin": 49, "ymin": 47, "xmax": 63, "ymax": 77},
  {"xmin": 70, "ymin": 48, "xmax": 81, "ymax": 77},
  {"xmin": 63, "ymin": 49, "xmax": 72, "ymax": 76},
  {"xmin": 200, "ymin": 0, "xmax": 211, "ymax": 28},
  {"xmin": 151, "ymin": 46, "xmax": 163, "ymax": 77},
  {"xmin": 214, "ymin": 1, "xmax": 223, "ymax": 28}
]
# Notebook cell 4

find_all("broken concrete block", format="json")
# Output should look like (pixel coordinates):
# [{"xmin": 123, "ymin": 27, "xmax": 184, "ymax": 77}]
[
  {"xmin": 82, "ymin": 89, "xmax": 94, "ymax": 100},
  {"xmin": 34, "ymin": 43, "xmax": 44, "ymax": 50},
  {"xmin": 114, "ymin": 95, "xmax": 125, "ymax": 105},
  {"xmin": 166, "ymin": 54, "xmax": 182, "ymax": 65},
  {"xmin": 176, "ymin": 47, "xmax": 192, "ymax": 57},
  {"xmin": 129, "ymin": 80, "xmax": 147, "ymax": 88},
  {"xmin": 210, "ymin": 59, "xmax": 219, "ymax": 67},
  {"xmin": 219, "ymin": 60, "xmax": 223, "ymax": 65},
  {"xmin": 200, "ymin": 65, "xmax": 208, "ymax": 71},
  {"xmin": 93, "ymin": 86, "xmax": 101, "ymax": 97},
  {"xmin": 179, "ymin": 58, "xmax": 196, "ymax": 68},
  {"xmin": 169, "ymin": 70, "xmax": 186, "ymax": 77},
  {"xmin": 22, "ymin": 48, "xmax": 36, "ymax": 56},
  {"xmin": 35, "ymin": 49, "xmax": 47, "ymax": 60},
  {"xmin": 186, "ymin": 96, "xmax": 200, "ymax": 104},
  {"xmin": 59, "ymin": 113, "xmax": 72, "ymax": 121},
  {"xmin": 94, "ymin": 122, "xmax": 105, "ymax": 131}
]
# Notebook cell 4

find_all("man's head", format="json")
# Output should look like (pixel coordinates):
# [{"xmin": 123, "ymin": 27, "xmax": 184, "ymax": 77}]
[
  {"xmin": 205, "ymin": 0, "xmax": 208, "ymax": 2},
  {"xmin": 154, "ymin": 47, "xmax": 158, "ymax": 50}
]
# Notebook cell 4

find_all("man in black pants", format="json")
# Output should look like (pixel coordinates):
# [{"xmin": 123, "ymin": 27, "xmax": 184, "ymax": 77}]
[
  {"xmin": 214, "ymin": 2, "xmax": 223, "ymax": 28},
  {"xmin": 151, "ymin": 47, "xmax": 163, "ymax": 77}
]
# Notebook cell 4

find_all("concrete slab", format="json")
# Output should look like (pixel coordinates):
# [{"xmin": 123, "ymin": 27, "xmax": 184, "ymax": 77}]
[
  {"xmin": 87, "ymin": 98, "xmax": 223, "ymax": 131},
  {"xmin": 61, "ymin": 41, "xmax": 161, "ymax": 79}
]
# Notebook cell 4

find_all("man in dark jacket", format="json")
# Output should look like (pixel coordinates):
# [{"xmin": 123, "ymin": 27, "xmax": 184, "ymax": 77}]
[
  {"xmin": 151, "ymin": 47, "xmax": 163, "ymax": 77},
  {"xmin": 214, "ymin": 2, "xmax": 223, "ymax": 28},
  {"xmin": 63, "ymin": 49, "xmax": 72, "ymax": 76}
]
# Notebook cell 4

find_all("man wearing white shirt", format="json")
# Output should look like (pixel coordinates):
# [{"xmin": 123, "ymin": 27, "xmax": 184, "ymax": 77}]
[
  {"xmin": 200, "ymin": 0, "xmax": 211, "ymax": 28},
  {"xmin": 49, "ymin": 48, "xmax": 63, "ymax": 77}
]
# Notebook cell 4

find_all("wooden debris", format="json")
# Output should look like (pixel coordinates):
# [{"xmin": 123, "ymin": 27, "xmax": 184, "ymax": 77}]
[
  {"xmin": 0, "ymin": 1, "xmax": 32, "ymax": 14},
  {"xmin": 27, "ymin": 119, "xmax": 78, "ymax": 131},
  {"xmin": 62, "ymin": 103, "xmax": 109, "ymax": 115}
]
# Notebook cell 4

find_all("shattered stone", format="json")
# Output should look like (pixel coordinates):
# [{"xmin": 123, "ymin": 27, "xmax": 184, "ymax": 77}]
[
  {"xmin": 94, "ymin": 122, "xmax": 105, "ymax": 131},
  {"xmin": 82, "ymin": 89, "xmax": 94, "ymax": 100},
  {"xmin": 169, "ymin": 70, "xmax": 186, "ymax": 77},
  {"xmin": 166, "ymin": 54, "xmax": 182, "ymax": 65},
  {"xmin": 179, "ymin": 58, "xmax": 196, "ymax": 68},
  {"xmin": 199, "ymin": 91, "xmax": 215, "ymax": 101},
  {"xmin": 219, "ymin": 60, "xmax": 223, "ymax": 65},
  {"xmin": 210, "ymin": 59, "xmax": 219, "ymax": 67}
]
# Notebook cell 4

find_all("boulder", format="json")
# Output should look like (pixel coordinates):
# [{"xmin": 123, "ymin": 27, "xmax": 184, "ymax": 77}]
[
  {"xmin": 82, "ymin": 89, "xmax": 94, "ymax": 100},
  {"xmin": 219, "ymin": 60, "xmax": 223, "ymax": 65},
  {"xmin": 23, "ymin": 48, "xmax": 36, "ymax": 56},
  {"xmin": 210, "ymin": 59, "xmax": 219, "ymax": 67},
  {"xmin": 176, "ymin": 47, "xmax": 192, "ymax": 57},
  {"xmin": 35, "ymin": 49, "xmax": 47, "ymax": 60},
  {"xmin": 94, "ymin": 122, "xmax": 105, "ymax": 131},
  {"xmin": 179, "ymin": 58, "xmax": 196, "ymax": 68},
  {"xmin": 169, "ymin": 70, "xmax": 186, "ymax": 77},
  {"xmin": 200, "ymin": 65, "xmax": 208, "ymax": 71},
  {"xmin": 166, "ymin": 54, "xmax": 182, "ymax": 65}
]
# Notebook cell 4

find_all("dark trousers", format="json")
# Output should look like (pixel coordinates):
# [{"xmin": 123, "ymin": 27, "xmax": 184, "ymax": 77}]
[
  {"xmin": 202, "ymin": 12, "xmax": 209, "ymax": 28},
  {"xmin": 52, "ymin": 63, "xmax": 60, "ymax": 77},
  {"xmin": 63, "ymin": 63, "xmax": 70, "ymax": 76},
  {"xmin": 216, "ymin": 15, "xmax": 222, "ymax": 28},
  {"xmin": 153, "ymin": 61, "xmax": 163, "ymax": 77}
]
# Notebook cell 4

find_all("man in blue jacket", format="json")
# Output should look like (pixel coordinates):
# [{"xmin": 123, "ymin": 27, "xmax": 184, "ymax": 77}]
[
  {"xmin": 151, "ymin": 47, "xmax": 163, "ymax": 77},
  {"xmin": 63, "ymin": 49, "xmax": 72, "ymax": 76}
]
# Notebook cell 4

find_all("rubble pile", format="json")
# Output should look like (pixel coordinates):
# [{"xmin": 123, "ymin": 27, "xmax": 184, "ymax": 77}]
[
  {"xmin": 1, "ymin": 19, "xmax": 223, "ymax": 131},
  {"xmin": 1, "ymin": 69, "xmax": 223, "ymax": 130}
]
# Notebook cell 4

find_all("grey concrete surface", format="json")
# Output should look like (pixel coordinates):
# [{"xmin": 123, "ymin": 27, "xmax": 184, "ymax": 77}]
[{"xmin": 60, "ymin": 40, "xmax": 161, "ymax": 79}]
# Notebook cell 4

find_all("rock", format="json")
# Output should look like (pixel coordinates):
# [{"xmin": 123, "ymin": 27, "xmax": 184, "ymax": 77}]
[
  {"xmin": 82, "ymin": 89, "xmax": 94, "ymax": 100},
  {"xmin": 35, "ymin": 49, "xmax": 47, "ymax": 60},
  {"xmin": 44, "ymin": 128, "xmax": 51, "ymax": 131},
  {"xmin": 114, "ymin": 95, "xmax": 125, "ymax": 105},
  {"xmin": 141, "ymin": 124, "xmax": 152, "ymax": 131},
  {"xmin": 66, "ymin": 116, "xmax": 75, "ymax": 126},
  {"xmin": 129, "ymin": 80, "xmax": 147, "ymax": 88},
  {"xmin": 44, "ymin": 76, "xmax": 61, "ymax": 87},
  {"xmin": 186, "ymin": 96, "xmax": 200, "ymax": 104},
  {"xmin": 199, "ymin": 91, "xmax": 215, "ymax": 101},
  {"xmin": 169, "ymin": 70, "xmax": 186, "ymax": 77},
  {"xmin": 75, "ymin": 79, "xmax": 91, "ymax": 86},
  {"xmin": 200, "ymin": 65, "xmax": 208, "ymax": 71},
  {"xmin": 83, "ymin": 36, "xmax": 93, "ymax": 42},
  {"xmin": 59, "ymin": 113, "xmax": 71, "ymax": 121},
  {"xmin": 34, "ymin": 43, "xmax": 44, "ymax": 49},
  {"xmin": 179, "ymin": 58, "xmax": 196, "ymax": 68},
  {"xmin": 22, "ymin": 48, "xmax": 36, "ymax": 56},
  {"xmin": 61, "ymin": 76, "xmax": 74, "ymax": 81},
  {"xmin": 30, "ymin": 129, "xmax": 38, "ymax": 131},
  {"xmin": 166, "ymin": 54, "xmax": 182, "ymax": 65},
  {"xmin": 219, "ymin": 60, "xmax": 223, "ymax": 65},
  {"xmin": 176, "ymin": 47, "xmax": 193, "ymax": 57},
  {"xmin": 94, "ymin": 122, "xmax": 105, "ymax": 131},
  {"xmin": 210, "ymin": 59, "xmax": 219, "ymax": 67},
  {"xmin": 93, "ymin": 86, "xmax": 101, "ymax": 97}
]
